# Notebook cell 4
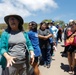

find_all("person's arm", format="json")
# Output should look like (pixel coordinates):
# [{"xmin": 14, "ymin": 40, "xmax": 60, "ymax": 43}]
[
  {"xmin": 45, "ymin": 34, "xmax": 52, "ymax": 38},
  {"xmin": 1, "ymin": 31, "xmax": 16, "ymax": 67},
  {"xmin": 38, "ymin": 34, "xmax": 45, "ymax": 39},
  {"xmin": 3, "ymin": 52, "xmax": 16, "ymax": 67},
  {"xmin": 24, "ymin": 32, "xmax": 34, "ymax": 65},
  {"xmin": 1, "ymin": 32, "xmax": 7, "ymax": 55},
  {"xmin": 38, "ymin": 29, "xmax": 52, "ymax": 39},
  {"xmin": 37, "ymin": 29, "xmax": 45, "ymax": 39},
  {"xmin": 25, "ymin": 32, "xmax": 34, "ymax": 51},
  {"xmin": 38, "ymin": 34, "xmax": 52, "ymax": 39},
  {"xmin": 55, "ymin": 27, "xmax": 58, "ymax": 35},
  {"xmin": 44, "ymin": 29, "xmax": 52, "ymax": 39}
]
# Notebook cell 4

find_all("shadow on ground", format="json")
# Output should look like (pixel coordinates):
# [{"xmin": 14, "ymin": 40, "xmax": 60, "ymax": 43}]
[
  {"xmin": 61, "ymin": 45, "xmax": 65, "ymax": 47},
  {"xmin": 60, "ymin": 52, "xmax": 67, "ymax": 57},
  {"xmin": 60, "ymin": 63, "xmax": 69, "ymax": 72}
]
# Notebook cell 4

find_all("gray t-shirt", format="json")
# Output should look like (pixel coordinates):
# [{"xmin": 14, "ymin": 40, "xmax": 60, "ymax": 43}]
[
  {"xmin": 38, "ymin": 29, "xmax": 51, "ymax": 47},
  {"xmin": 8, "ymin": 31, "xmax": 26, "ymax": 61}
]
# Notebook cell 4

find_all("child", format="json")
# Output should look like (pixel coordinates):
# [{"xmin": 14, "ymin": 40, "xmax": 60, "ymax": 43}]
[{"xmin": 28, "ymin": 21, "xmax": 41, "ymax": 75}]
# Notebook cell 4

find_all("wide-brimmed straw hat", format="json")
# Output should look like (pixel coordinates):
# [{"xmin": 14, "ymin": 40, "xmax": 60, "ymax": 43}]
[{"xmin": 4, "ymin": 14, "xmax": 24, "ymax": 25}]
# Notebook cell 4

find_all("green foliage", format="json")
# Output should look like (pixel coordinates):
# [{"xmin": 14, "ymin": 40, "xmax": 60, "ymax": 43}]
[
  {"xmin": 55, "ymin": 20, "xmax": 65, "ymax": 28},
  {"xmin": 55, "ymin": 20, "xmax": 65, "ymax": 25},
  {"xmin": 41, "ymin": 19, "xmax": 65, "ymax": 29},
  {"xmin": 0, "ymin": 30, "xmax": 3, "ymax": 37},
  {"xmin": 0, "ymin": 19, "xmax": 66, "ymax": 35},
  {"xmin": 42, "ymin": 19, "xmax": 52, "ymax": 23},
  {"xmin": 0, "ymin": 23, "xmax": 7, "ymax": 29},
  {"xmin": 23, "ymin": 23, "xmax": 29, "ymax": 31}
]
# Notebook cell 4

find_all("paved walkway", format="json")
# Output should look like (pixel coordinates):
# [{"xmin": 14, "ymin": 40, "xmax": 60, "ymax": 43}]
[{"xmin": 39, "ymin": 40, "xmax": 70, "ymax": 75}]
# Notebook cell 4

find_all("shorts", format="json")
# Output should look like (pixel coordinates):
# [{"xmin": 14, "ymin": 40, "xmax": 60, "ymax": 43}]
[
  {"xmin": 67, "ymin": 45, "xmax": 76, "ymax": 53},
  {"xmin": 34, "ymin": 57, "xmax": 40, "ymax": 63}
]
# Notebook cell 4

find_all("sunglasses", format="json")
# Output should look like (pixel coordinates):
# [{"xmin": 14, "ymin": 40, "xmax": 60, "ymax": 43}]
[{"xmin": 9, "ymin": 17, "xmax": 17, "ymax": 21}]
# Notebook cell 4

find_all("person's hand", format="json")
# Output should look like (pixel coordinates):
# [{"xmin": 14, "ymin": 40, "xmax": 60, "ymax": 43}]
[
  {"xmin": 73, "ymin": 33, "xmax": 76, "ymax": 37},
  {"xmin": 6, "ymin": 55, "xmax": 16, "ymax": 67},
  {"xmin": 43, "ymin": 36, "xmax": 48, "ymax": 40},
  {"xmin": 30, "ymin": 56, "xmax": 34, "ymax": 65},
  {"xmin": 29, "ymin": 51, "xmax": 34, "ymax": 65}
]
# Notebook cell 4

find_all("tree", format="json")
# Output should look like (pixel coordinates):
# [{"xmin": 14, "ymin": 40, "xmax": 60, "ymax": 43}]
[
  {"xmin": 42, "ymin": 19, "xmax": 52, "ymax": 23},
  {"xmin": 55, "ymin": 20, "xmax": 65, "ymax": 26}
]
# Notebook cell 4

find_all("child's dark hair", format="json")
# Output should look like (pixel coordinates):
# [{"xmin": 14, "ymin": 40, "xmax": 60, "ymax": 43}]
[
  {"xmin": 29, "ymin": 21, "xmax": 37, "ymax": 32},
  {"xmin": 39, "ymin": 22, "xmax": 46, "ymax": 29}
]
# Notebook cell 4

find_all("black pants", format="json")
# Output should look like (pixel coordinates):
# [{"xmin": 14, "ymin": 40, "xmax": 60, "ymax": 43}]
[
  {"xmin": 57, "ymin": 34, "xmax": 62, "ymax": 42},
  {"xmin": 50, "ymin": 43, "xmax": 53, "ymax": 56}
]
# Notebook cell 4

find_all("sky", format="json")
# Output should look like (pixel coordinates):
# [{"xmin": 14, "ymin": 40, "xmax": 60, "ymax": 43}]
[{"xmin": 0, "ymin": 0, "xmax": 76, "ymax": 24}]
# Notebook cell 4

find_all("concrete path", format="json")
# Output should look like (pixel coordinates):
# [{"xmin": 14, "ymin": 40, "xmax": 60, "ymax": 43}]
[{"xmin": 39, "ymin": 40, "xmax": 70, "ymax": 75}]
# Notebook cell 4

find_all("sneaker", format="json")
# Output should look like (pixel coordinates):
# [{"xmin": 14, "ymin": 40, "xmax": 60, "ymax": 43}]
[
  {"xmin": 47, "ymin": 64, "xmax": 50, "ymax": 68},
  {"xmin": 44, "ymin": 63, "xmax": 46, "ymax": 67},
  {"xmin": 68, "ymin": 67, "xmax": 73, "ymax": 74},
  {"xmin": 52, "ymin": 53, "xmax": 55, "ymax": 56},
  {"xmin": 53, "ymin": 46, "xmax": 57, "ymax": 51}
]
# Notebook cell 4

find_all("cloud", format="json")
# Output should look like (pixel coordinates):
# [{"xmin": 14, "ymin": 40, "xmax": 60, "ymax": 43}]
[
  {"xmin": 0, "ymin": 0, "xmax": 58, "ymax": 23},
  {"xmin": 17, "ymin": 0, "xmax": 58, "ymax": 11}
]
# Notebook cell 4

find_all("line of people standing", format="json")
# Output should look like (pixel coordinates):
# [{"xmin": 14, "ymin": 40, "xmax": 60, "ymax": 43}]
[{"xmin": 0, "ymin": 14, "xmax": 63, "ymax": 75}]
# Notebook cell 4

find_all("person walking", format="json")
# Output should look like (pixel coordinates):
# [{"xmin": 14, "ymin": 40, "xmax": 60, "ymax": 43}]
[
  {"xmin": 70, "ymin": 20, "xmax": 76, "ymax": 74},
  {"xmin": 49, "ymin": 21, "xmax": 58, "ymax": 46},
  {"xmin": 0, "ymin": 14, "xmax": 34, "ymax": 75},
  {"xmin": 57, "ymin": 26, "xmax": 63, "ymax": 43},
  {"xmin": 65, "ymin": 22, "xmax": 73, "ymax": 74},
  {"xmin": 62, "ymin": 23, "xmax": 68, "ymax": 55},
  {"xmin": 49, "ymin": 21, "xmax": 58, "ymax": 56},
  {"xmin": 65, "ymin": 20, "xmax": 76, "ymax": 74},
  {"xmin": 28, "ymin": 21, "xmax": 41, "ymax": 75}
]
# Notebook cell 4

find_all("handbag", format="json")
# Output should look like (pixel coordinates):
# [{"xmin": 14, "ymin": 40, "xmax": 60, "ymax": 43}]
[
  {"xmin": 65, "ymin": 36, "xmax": 74, "ymax": 46},
  {"xmin": 65, "ymin": 32, "xmax": 76, "ymax": 46},
  {"xmin": 72, "ymin": 36, "xmax": 76, "ymax": 46}
]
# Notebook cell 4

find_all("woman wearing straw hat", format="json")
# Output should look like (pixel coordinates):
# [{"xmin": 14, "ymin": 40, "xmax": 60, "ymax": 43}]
[{"xmin": 0, "ymin": 14, "xmax": 34, "ymax": 75}]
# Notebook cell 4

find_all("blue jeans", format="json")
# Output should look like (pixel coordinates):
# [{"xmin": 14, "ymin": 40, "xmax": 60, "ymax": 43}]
[{"xmin": 41, "ymin": 45, "xmax": 51, "ymax": 65}]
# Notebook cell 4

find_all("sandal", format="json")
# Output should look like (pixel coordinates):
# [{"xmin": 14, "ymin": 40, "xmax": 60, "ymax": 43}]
[
  {"xmin": 68, "ymin": 67, "xmax": 73, "ymax": 74},
  {"xmin": 68, "ymin": 71, "xmax": 73, "ymax": 74}
]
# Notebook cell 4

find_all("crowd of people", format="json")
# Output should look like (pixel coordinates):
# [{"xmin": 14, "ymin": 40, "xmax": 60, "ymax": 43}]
[{"xmin": 0, "ymin": 14, "xmax": 76, "ymax": 75}]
